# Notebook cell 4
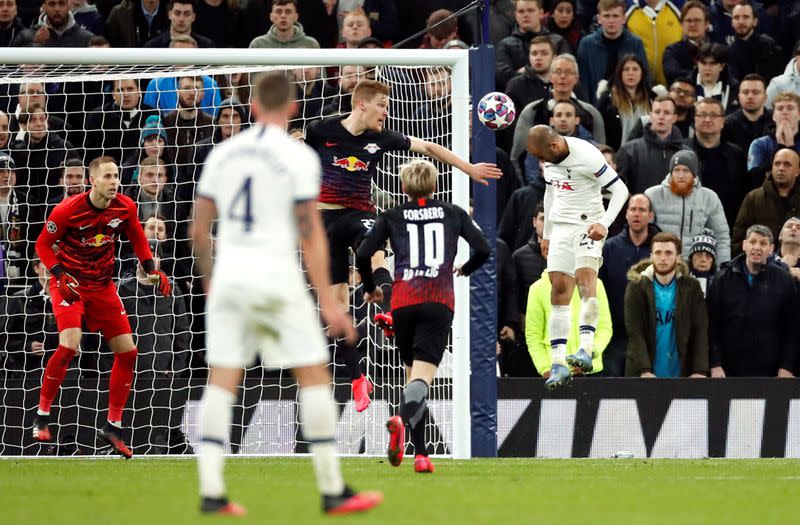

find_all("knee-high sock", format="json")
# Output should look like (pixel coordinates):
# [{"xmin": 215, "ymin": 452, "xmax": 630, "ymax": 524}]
[
  {"xmin": 578, "ymin": 297, "xmax": 599, "ymax": 355},
  {"xmin": 372, "ymin": 267, "xmax": 393, "ymax": 310},
  {"xmin": 198, "ymin": 384, "xmax": 235, "ymax": 499},
  {"xmin": 38, "ymin": 344, "xmax": 77, "ymax": 414},
  {"xmin": 300, "ymin": 385, "xmax": 345, "ymax": 496},
  {"xmin": 399, "ymin": 379, "xmax": 429, "ymax": 456},
  {"xmin": 549, "ymin": 305, "xmax": 571, "ymax": 365},
  {"xmin": 108, "ymin": 348, "xmax": 137, "ymax": 424}
]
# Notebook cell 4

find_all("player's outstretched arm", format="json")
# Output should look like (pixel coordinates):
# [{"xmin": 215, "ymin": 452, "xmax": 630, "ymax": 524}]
[
  {"xmin": 409, "ymin": 137, "xmax": 502, "ymax": 186},
  {"xmin": 190, "ymin": 196, "xmax": 217, "ymax": 293},
  {"xmin": 294, "ymin": 200, "xmax": 357, "ymax": 344}
]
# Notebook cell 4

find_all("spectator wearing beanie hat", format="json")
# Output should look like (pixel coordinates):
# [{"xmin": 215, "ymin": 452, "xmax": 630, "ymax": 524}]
[
  {"xmin": 645, "ymin": 149, "xmax": 731, "ymax": 263},
  {"xmin": 688, "ymin": 227, "xmax": 717, "ymax": 294},
  {"xmin": 120, "ymin": 115, "xmax": 174, "ymax": 187}
]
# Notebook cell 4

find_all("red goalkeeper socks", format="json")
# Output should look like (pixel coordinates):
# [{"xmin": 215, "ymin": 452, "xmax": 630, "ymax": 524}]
[
  {"xmin": 108, "ymin": 349, "xmax": 137, "ymax": 423},
  {"xmin": 39, "ymin": 345, "xmax": 77, "ymax": 413}
]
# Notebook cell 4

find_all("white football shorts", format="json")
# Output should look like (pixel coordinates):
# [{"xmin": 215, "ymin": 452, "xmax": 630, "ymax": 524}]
[
  {"xmin": 205, "ymin": 282, "xmax": 328, "ymax": 369},
  {"xmin": 546, "ymin": 222, "xmax": 604, "ymax": 276}
]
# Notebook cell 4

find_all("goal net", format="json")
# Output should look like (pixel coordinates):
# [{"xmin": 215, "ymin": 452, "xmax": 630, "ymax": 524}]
[{"xmin": 0, "ymin": 48, "xmax": 471, "ymax": 458}]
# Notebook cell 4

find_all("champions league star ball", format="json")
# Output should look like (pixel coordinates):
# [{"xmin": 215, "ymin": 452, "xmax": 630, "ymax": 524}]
[{"xmin": 477, "ymin": 92, "xmax": 516, "ymax": 130}]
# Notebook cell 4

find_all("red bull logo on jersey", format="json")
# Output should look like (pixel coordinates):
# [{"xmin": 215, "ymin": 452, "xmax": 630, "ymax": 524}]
[
  {"xmin": 82, "ymin": 233, "xmax": 115, "ymax": 247},
  {"xmin": 332, "ymin": 156, "xmax": 370, "ymax": 172}
]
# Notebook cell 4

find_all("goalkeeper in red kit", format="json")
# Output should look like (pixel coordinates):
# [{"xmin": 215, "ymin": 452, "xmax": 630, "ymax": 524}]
[{"xmin": 32, "ymin": 156, "xmax": 171, "ymax": 459}]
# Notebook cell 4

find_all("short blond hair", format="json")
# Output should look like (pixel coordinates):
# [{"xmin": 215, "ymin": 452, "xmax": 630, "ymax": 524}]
[
  {"xmin": 773, "ymin": 91, "xmax": 800, "ymax": 109},
  {"xmin": 400, "ymin": 159, "xmax": 437, "ymax": 199}
]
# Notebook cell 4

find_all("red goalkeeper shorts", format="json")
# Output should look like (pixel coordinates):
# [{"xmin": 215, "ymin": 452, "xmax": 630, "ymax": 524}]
[{"xmin": 50, "ymin": 279, "xmax": 132, "ymax": 340}]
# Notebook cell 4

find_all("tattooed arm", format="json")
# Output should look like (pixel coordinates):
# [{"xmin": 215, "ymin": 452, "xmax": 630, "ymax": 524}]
[
  {"xmin": 294, "ymin": 200, "xmax": 356, "ymax": 342},
  {"xmin": 190, "ymin": 197, "xmax": 217, "ymax": 293}
]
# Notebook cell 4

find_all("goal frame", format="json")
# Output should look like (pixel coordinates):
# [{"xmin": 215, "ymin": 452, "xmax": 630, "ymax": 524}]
[{"xmin": 2, "ymin": 47, "xmax": 473, "ymax": 459}]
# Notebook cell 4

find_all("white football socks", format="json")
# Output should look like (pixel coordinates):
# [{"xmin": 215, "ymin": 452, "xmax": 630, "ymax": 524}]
[
  {"xmin": 198, "ymin": 384, "xmax": 235, "ymax": 499},
  {"xmin": 300, "ymin": 385, "xmax": 345, "ymax": 496},
  {"xmin": 578, "ymin": 297, "xmax": 599, "ymax": 355},
  {"xmin": 549, "ymin": 304, "xmax": 572, "ymax": 365}
]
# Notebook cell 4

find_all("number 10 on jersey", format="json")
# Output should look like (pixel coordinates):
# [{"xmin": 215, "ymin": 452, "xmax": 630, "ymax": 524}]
[{"xmin": 404, "ymin": 222, "xmax": 444, "ymax": 279}]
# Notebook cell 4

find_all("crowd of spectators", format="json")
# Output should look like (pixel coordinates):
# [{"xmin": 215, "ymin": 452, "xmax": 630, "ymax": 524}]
[{"xmin": 0, "ymin": 0, "xmax": 798, "ymax": 386}]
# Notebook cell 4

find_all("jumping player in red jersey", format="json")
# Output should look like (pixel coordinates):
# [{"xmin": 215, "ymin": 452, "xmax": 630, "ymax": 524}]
[
  {"xmin": 356, "ymin": 159, "xmax": 490, "ymax": 473},
  {"xmin": 305, "ymin": 79, "xmax": 501, "ymax": 412},
  {"xmin": 32, "ymin": 156, "xmax": 171, "ymax": 459}
]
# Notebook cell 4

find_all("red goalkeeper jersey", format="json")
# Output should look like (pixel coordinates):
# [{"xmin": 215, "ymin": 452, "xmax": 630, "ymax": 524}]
[{"xmin": 36, "ymin": 192, "xmax": 154, "ymax": 291}]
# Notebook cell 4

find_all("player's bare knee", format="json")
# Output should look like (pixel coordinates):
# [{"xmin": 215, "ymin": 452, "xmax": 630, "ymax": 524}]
[
  {"xmin": 408, "ymin": 361, "xmax": 436, "ymax": 385},
  {"xmin": 548, "ymin": 272, "xmax": 573, "ymax": 304},
  {"xmin": 575, "ymin": 265, "xmax": 599, "ymax": 298},
  {"xmin": 108, "ymin": 333, "xmax": 136, "ymax": 354},
  {"xmin": 208, "ymin": 366, "xmax": 243, "ymax": 394},
  {"xmin": 370, "ymin": 250, "xmax": 387, "ymax": 269},
  {"xmin": 293, "ymin": 363, "xmax": 331, "ymax": 388},
  {"xmin": 58, "ymin": 328, "xmax": 82, "ymax": 350}
]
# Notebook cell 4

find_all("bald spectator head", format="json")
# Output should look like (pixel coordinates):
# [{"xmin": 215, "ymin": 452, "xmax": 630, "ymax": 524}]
[{"xmin": 770, "ymin": 148, "xmax": 800, "ymax": 193}]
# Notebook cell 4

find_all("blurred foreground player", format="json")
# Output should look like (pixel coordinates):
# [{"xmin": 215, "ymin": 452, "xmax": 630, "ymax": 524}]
[
  {"xmin": 191, "ymin": 71, "xmax": 382, "ymax": 517},
  {"xmin": 356, "ymin": 159, "xmax": 490, "ymax": 473},
  {"xmin": 32, "ymin": 156, "xmax": 171, "ymax": 458},
  {"xmin": 305, "ymin": 79, "xmax": 502, "ymax": 412}
]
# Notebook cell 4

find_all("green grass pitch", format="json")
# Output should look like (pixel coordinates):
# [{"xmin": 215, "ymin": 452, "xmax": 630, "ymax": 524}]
[{"xmin": 2, "ymin": 458, "xmax": 799, "ymax": 524}]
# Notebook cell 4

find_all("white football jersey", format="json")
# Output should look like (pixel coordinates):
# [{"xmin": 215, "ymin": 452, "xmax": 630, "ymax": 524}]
[
  {"xmin": 197, "ymin": 124, "xmax": 320, "ymax": 287},
  {"xmin": 543, "ymin": 136, "xmax": 621, "ymax": 225}
]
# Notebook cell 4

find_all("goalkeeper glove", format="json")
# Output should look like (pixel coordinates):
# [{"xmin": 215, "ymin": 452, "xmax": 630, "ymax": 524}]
[
  {"xmin": 373, "ymin": 312, "xmax": 394, "ymax": 338},
  {"xmin": 51, "ymin": 265, "xmax": 80, "ymax": 304},
  {"xmin": 147, "ymin": 270, "xmax": 172, "ymax": 297}
]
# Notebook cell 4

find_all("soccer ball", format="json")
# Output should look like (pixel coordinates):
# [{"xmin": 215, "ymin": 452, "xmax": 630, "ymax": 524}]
[{"xmin": 477, "ymin": 92, "xmax": 516, "ymax": 130}]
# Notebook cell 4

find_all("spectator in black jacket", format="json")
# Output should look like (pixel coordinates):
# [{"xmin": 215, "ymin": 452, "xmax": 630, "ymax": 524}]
[
  {"xmin": 498, "ymin": 179, "xmax": 545, "ymax": 252},
  {"xmin": 0, "ymin": 0, "xmax": 26, "ymax": 47},
  {"xmin": 505, "ymin": 36, "xmax": 555, "ymax": 121},
  {"xmin": 105, "ymin": 0, "xmax": 169, "ymax": 47},
  {"xmin": 727, "ymin": 2, "xmax": 784, "ymax": 83},
  {"xmin": 45, "ymin": 158, "xmax": 85, "ymax": 218},
  {"xmin": 687, "ymin": 227, "xmax": 718, "ymax": 295},
  {"xmin": 321, "ymin": 65, "xmax": 364, "ymax": 117},
  {"xmin": 84, "ymin": 79, "xmax": 159, "ymax": 166},
  {"xmin": 708, "ymin": 224, "xmax": 797, "ymax": 378},
  {"xmin": 512, "ymin": 201, "xmax": 547, "ymax": 316},
  {"xmin": 723, "ymin": 73, "xmax": 771, "ymax": 159},
  {"xmin": 9, "ymin": 103, "xmax": 76, "ymax": 208},
  {"xmin": 118, "ymin": 251, "xmax": 190, "ymax": 376},
  {"xmin": 3, "ymin": 257, "xmax": 57, "ymax": 375},
  {"xmin": 0, "ymin": 153, "xmax": 31, "ymax": 285},
  {"xmin": 663, "ymin": 1, "xmax": 714, "ymax": 86},
  {"xmin": 183, "ymin": 97, "xmax": 246, "ymax": 203},
  {"xmin": 496, "ymin": 238, "xmax": 520, "ymax": 375},
  {"xmin": 10, "ymin": 0, "xmax": 93, "ymax": 47},
  {"xmin": 144, "ymin": 0, "xmax": 215, "ymax": 48},
  {"xmin": 684, "ymin": 97, "xmax": 748, "ymax": 227},
  {"xmin": 495, "ymin": 0, "xmax": 570, "ymax": 90},
  {"xmin": 599, "ymin": 194, "xmax": 658, "ymax": 376},
  {"xmin": 693, "ymin": 42, "xmax": 739, "ymax": 115},
  {"xmin": 193, "ymin": 0, "xmax": 242, "ymax": 47}
]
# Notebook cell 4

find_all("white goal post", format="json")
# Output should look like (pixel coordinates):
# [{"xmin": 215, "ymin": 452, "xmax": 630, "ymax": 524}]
[{"xmin": 0, "ymin": 48, "xmax": 473, "ymax": 459}]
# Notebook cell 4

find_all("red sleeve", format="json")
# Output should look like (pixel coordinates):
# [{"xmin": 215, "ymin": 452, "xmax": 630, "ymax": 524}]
[
  {"xmin": 124, "ymin": 198, "xmax": 154, "ymax": 265},
  {"xmin": 35, "ymin": 201, "xmax": 70, "ymax": 270}
]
